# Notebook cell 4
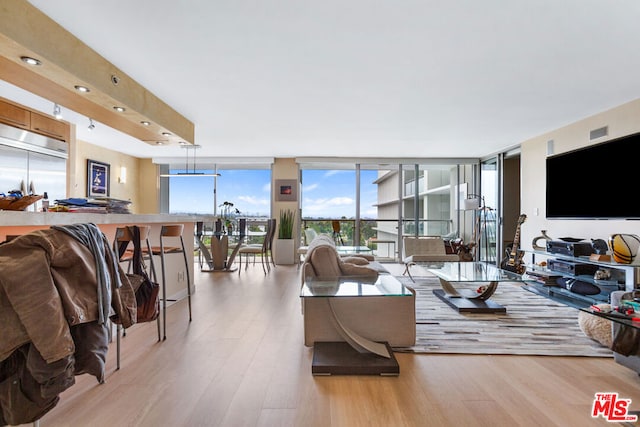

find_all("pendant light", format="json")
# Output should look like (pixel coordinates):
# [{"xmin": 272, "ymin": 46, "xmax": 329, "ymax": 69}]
[{"xmin": 160, "ymin": 145, "xmax": 220, "ymax": 177}]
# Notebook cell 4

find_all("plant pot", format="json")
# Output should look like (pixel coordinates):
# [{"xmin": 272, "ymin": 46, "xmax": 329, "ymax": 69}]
[{"xmin": 274, "ymin": 238, "xmax": 295, "ymax": 265}]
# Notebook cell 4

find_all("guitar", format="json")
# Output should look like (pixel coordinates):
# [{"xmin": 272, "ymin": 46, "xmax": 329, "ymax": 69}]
[{"xmin": 501, "ymin": 214, "xmax": 527, "ymax": 274}]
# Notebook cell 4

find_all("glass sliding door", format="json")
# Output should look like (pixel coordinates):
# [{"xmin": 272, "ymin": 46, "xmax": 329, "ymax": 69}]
[
  {"xmin": 362, "ymin": 163, "xmax": 398, "ymax": 259},
  {"xmin": 400, "ymin": 164, "xmax": 458, "ymax": 238},
  {"xmin": 477, "ymin": 158, "xmax": 498, "ymax": 263}
]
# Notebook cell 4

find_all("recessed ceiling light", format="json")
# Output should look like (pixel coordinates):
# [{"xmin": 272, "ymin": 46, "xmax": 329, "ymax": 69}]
[
  {"xmin": 20, "ymin": 56, "xmax": 41, "ymax": 66},
  {"xmin": 140, "ymin": 121, "xmax": 151, "ymax": 126},
  {"xmin": 156, "ymin": 141, "xmax": 164, "ymax": 145},
  {"xmin": 161, "ymin": 132, "xmax": 171, "ymax": 136},
  {"xmin": 178, "ymin": 141, "xmax": 187, "ymax": 145},
  {"xmin": 113, "ymin": 106, "xmax": 126, "ymax": 112},
  {"xmin": 74, "ymin": 85, "xmax": 90, "ymax": 93}
]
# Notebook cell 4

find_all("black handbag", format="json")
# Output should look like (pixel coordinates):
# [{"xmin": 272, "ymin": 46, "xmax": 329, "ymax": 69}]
[{"xmin": 128, "ymin": 226, "xmax": 160, "ymax": 323}]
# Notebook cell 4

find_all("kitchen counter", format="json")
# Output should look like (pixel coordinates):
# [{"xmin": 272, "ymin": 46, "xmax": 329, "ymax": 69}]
[
  {"xmin": 0, "ymin": 211, "xmax": 197, "ymax": 302},
  {"xmin": 0, "ymin": 211, "xmax": 195, "ymax": 227}
]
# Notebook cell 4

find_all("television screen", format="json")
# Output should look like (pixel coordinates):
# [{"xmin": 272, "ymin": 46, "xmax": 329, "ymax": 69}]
[{"xmin": 546, "ymin": 132, "xmax": 640, "ymax": 219}]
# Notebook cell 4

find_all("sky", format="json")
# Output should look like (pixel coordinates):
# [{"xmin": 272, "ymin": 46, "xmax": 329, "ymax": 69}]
[{"xmin": 169, "ymin": 169, "xmax": 379, "ymax": 218}]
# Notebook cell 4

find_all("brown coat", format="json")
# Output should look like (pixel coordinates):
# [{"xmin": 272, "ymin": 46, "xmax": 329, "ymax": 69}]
[{"xmin": 0, "ymin": 228, "xmax": 135, "ymax": 363}]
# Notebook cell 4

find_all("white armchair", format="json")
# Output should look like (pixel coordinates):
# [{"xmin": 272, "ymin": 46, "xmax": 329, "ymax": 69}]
[{"xmin": 402, "ymin": 236, "xmax": 460, "ymax": 281}]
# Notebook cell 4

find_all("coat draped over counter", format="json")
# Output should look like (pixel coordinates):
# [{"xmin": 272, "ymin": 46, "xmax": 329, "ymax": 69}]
[{"xmin": 0, "ymin": 224, "xmax": 136, "ymax": 425}]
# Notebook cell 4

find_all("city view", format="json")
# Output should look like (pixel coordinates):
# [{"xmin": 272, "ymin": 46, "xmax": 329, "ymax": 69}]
[{"xmin": 169, "ymin": 168, "xmax": 379, "ymax": 219}]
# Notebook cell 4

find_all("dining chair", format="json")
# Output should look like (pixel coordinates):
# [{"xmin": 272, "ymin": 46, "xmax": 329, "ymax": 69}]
[
  {"xmin": 238, "ymin": 219, "xmax": 274, "ymax": 274},
  {"xmin": 266, "ymin": 218, "xmax": 277, "ymax": 268},
  {"xmin": 296, "ymin": 227, "xmax": 318, "ymax": 269}
]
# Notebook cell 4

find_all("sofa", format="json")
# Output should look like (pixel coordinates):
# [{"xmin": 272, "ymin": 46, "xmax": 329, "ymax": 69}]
[
  {"xmin": 610, "ymin": 291, "xmax": 640, "ymax": 374},
  {"xmin": 301, "ymin": 234, "xmax": 387, "ymax": 281},
  {"xmin": 300, "ymin": 235, "xmax": 416, "ymax": 348}
]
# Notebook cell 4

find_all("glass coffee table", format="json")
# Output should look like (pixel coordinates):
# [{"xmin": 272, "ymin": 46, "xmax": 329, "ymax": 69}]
[
  {"xmin": 335, "ymin": 245, "xmax": 373, "ymax": 256},
  {"xmin": 427, "ymin": 262, "xmax": 524, "ymax": 313}
]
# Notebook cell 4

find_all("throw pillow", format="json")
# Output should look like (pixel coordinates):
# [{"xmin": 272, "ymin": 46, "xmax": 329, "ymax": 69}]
[{"xmin": 341, "ymin": 256, "xmax": 369, "ymax": 265}]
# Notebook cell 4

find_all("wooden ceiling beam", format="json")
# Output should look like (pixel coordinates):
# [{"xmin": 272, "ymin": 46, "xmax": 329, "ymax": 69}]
[{"xmin": 0, "ymin": 0, "xmax": 194, "ymax": 146}]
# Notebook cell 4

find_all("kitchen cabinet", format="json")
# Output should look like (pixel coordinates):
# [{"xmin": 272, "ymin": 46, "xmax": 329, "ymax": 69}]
[
  {"xmin": 0, "ymin": 97, "xmax": 70, "ymax": 142},
  {"xmin": 30, "ymin": 112, "xmax": 70, "ymax": 142},
  {"xmin": 0, "ymin": 98, "xmax": 30, "ymax": 129}
]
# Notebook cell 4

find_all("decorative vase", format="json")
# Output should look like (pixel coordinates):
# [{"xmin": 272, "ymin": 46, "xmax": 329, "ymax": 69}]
[
  {"xmin": 608, "ymin": 234, "xmax": 640, "ymax": 264},
  {"xmin": 532, "ymin": 230, "xmax": 552, "ymax": 251}
]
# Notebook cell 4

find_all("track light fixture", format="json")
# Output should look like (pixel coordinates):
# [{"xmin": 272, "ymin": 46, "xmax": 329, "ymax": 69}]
[
  {"xmin": 53, "ymin": 103, "xmax": 63, "ymax": 120},
  {"xmin": 88, "ymin": 118, "xmax": 95, "ymax": 131}
]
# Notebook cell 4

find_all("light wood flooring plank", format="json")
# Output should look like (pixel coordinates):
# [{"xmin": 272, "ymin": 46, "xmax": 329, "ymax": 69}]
[{"xmin": 32, "ymin": 263, "xmax": 640, "ymax": 427}]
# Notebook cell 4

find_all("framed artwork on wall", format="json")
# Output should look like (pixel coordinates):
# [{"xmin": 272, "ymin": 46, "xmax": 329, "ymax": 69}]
[
  {"xmin": 87, "ymin": 159, "xmax": 110, "ymax": 197},
  {"xmin": 275, "ymin": 179, "xmax": 297, "ymax": 202}
]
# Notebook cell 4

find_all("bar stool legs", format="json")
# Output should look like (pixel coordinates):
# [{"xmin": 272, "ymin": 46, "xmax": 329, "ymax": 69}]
[
  {"xmin": 113, "ymin": 225, "xmax": 160, "ymax": 370},
  {"xmin": 152, "ymin": 224, "xmax": 192, "ymax": 340}
]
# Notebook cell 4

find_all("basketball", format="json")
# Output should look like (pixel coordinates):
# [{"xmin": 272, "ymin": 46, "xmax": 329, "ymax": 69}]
[{"xmin": 608, "ymin": 233, "xmax": 640, "ymax": 264}]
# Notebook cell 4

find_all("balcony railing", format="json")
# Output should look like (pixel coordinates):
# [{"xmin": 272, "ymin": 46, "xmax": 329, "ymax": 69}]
[{"xmin": 300, "ymin": 218, "xmax": 454, "ymax": 260}]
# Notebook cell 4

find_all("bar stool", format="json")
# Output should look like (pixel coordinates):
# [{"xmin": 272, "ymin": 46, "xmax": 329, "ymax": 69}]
[
  {"xmin": 147, "ymin": 224, "xmax": 192, "ymax": 340},
  {"xmin": 112, "ymin": 225, "xmax": 160, "ymax": 369}
]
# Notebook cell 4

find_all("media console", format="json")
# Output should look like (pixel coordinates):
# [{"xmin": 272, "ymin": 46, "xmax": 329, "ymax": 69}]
[{"xmin": 523, "ymin": 250, "xmax": 639, "ymax": 308}]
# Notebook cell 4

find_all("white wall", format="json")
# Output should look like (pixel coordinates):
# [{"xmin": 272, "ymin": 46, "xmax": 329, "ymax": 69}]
[{"xmin": 521, "ymin": 97, "xmax": 640, "ymax": 264}]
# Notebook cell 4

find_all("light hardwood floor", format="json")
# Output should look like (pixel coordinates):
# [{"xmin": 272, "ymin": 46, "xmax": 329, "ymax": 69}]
[{"xmin": 37, "ymin": 262, "xmax": 640, "ymax": 427}]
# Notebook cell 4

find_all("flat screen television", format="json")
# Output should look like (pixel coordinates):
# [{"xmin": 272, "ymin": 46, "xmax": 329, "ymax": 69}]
[{"xmin": 546, "ymin": 131, "xmax": 640, "ymax": 219}]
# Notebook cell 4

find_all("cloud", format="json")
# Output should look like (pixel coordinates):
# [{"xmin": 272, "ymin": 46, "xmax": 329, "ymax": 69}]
[
  {"xmin": 362, "ymin": 207, "xmax": 378, "ymax": 218},
  {"xmin": 302, "ymin": 183, "xmax": 319, "ymax": 192},
  {"xmin": 303, "ymin": 196, "xmax": 354, "ymax": 215},
  {"xmin": 237, "ymin": 195, "xmax": 269, "ymax": 206},
  {"xmin": 323, "ymin": 170, "xmax": 348, "ymax": 178}
]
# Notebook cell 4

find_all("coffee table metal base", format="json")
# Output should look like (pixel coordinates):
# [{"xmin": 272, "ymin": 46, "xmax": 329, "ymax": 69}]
[
  {"xmin": 312, "ymin": 342, "xmax": 399, "ymax": 376},
  {"xmin": 433, "ymin": 289, "xmax": 506, "ymax": 314}
]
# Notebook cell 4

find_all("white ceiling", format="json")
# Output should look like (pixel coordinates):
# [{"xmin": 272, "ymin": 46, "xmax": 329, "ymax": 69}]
[{"xmin": 8, "ymin": 1, "xmax": 640, "ymax": 161}]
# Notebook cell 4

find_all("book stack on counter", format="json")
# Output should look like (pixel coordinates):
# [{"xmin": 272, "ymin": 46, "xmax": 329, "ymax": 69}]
[
  {"xmin": 51, "ymin": 197, "xmax": 132, "ymax": 214},
  {"xmin": 90, "ymin": 197, "xmax": 132, "ymax": 214}
]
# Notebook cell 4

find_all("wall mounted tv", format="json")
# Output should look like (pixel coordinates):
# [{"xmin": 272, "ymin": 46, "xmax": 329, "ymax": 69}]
[{"xmin": 546, "ymin": 131, "xmax": 640, "ymax": 219}]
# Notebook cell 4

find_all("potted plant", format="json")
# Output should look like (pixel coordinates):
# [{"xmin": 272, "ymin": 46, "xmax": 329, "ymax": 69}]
[
  {"xmin": 274, "ymin": 208, "xmax": 295, "ymax": 264},
  {"xmin": 278, "ymin": 208, "xmax": 294, "ymax": 239}
]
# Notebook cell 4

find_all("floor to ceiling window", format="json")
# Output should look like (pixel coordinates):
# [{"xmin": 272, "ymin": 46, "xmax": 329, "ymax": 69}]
[
  {"xmin": 166, "ymin": 167, "xmax": 271, "ymax": 218},
  {"xmin": 299, "ymin": 160, "xmax": 477, "ymax": 259},
  {"xmin": 300, "ymin": 167, "xmax": 358, "ymax": 244}
]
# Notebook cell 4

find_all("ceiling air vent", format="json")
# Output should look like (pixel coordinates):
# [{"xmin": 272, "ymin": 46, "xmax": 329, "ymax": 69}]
[{"xmin": 589, "ymin": 126, "xmax": 608, "ymax": 140}]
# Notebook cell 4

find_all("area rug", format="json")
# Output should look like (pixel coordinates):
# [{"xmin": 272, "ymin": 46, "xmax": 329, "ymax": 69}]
[{"xmin": 393, "ymin": 275, "xmax": 613, "ymax": 357}]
